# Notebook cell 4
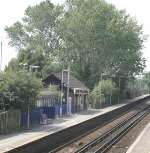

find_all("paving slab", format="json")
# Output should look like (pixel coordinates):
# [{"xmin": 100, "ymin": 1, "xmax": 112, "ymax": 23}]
[
  {"xmin": 0, "ymin": 95, "xmax": 149, "ymax": 153},
  {"xmin": 127, "ymin": 122, "xmax": 150, "ymax": 153}
]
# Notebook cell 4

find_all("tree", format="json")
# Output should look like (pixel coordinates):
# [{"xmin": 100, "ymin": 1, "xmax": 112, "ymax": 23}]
[
  {"xmin": 5, "ymin": 58, "xmax": 20, "ymax": 72},
  {"xmin": 5, "ymin": 1, "xmax": 63, "ymax": 77},
  {"xmin": 0, "ymin": 70, "xmax": 42, "ymax": 111},
  {"xmin": 100, "ymin": 80, "xmax": 118, "ymax": 97},
  {"xmin": 40, "ymin": 85, "xmax": 61, "ymax": 105},
  {"xmin": 5, "ymin": 0, "xmax": 145, "ymax": 90},
  {"xmin": 89, "ymin": 79, "xmax": 117, "ymax": 108},
  {"xmin": 59, "ymin": 0, "xmax": 145, "ymax": 88},
  {"xmin": 41, "ymin": 62, "xmax": 62, "ymax": 78},
  {"xmin": 141, "ymin": 72, "xmax": 150, "ymax": 93},
  {"xmin": 0, "ymin": 72, "xmax": 10, "ymax": 110}
]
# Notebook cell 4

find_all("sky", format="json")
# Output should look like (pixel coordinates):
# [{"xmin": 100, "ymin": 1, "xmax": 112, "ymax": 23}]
[{"xmin": 0, "ymin": 0, "xmax": 150, "ymax": 71}]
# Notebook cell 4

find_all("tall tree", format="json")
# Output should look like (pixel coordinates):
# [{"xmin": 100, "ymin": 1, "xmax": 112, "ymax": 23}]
[
  {"xmin": 59, "ymin": 0, "xmax": 145, "ymax": 88},
  {"xmin": 5, "ymin": 0, "xmax": 63, "ymax": 75},
  {"xmin": 5, "ymin": 0, "xmax": 145, "ymax": 89},
  {"xmin": 0, "ymin": 70, "xmax": 42, "ymax": 110}
]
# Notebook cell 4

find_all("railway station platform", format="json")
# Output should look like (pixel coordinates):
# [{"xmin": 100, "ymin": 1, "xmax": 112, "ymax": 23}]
[
  {"xmin": 0, "ymin": 95, "xmax": 149, "ymax": 153},
  {"xmin": 127, "ymin": 122, "xmax": 150, "ymax": 153}
]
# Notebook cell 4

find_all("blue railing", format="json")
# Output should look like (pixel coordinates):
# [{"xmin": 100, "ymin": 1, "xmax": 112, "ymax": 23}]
[{"xmin": 21, "ymin": 104, "xmax": 75, "ymax": 127}]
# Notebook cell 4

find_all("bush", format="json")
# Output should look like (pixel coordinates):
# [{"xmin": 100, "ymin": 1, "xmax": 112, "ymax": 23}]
[
  {"xmin": 0, "ymin": 70, "xmax": 42, "ymax": 111},
  {"xmin": 89, "ymin": 80, "xmax": 118, "ymax": 108},
  {"xmin": 40, "ymin": 85, "xmax": 62, "ymax": 105}
]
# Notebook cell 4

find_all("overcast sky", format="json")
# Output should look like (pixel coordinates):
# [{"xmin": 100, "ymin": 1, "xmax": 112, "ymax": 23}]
[{"xmin": 0, "ymin": 0, "xmax": 150, "ymax": 71}]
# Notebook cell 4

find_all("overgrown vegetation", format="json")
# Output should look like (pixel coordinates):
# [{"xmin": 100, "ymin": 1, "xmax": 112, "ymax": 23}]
[
  {"xmin": 5, "ymin": 0, "xmax": 145, "ymax": 85},
  {"xmin": 89, "ymin": 79, "xmax": 118, "ymax": 108},
  {"xmin": 40, "ymin": 85, "xmax": 62, "ymax": 103},
  {"xmin": 2, "ymin": 0, "xmax": 147, "ymax": 109},
  {"xmin": 0, "ymin": 70, "xmax": 42, "ymax": 110}
]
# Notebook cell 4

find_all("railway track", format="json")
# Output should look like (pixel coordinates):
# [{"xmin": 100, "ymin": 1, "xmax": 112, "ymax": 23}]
[
  {"xmin": 75, "ymin": 106, "xmax": 150, "ymax": 153},
  {"xmin": 6, "ymin": 96, "xmax": 149, "ymax": 153},
  {"xmin": 50, "ymin": 102, "xmax": 149, "ymax": 153},
  {"xmin": 50, "ymin": 110, "xmax": 136, "ymax": 153}
]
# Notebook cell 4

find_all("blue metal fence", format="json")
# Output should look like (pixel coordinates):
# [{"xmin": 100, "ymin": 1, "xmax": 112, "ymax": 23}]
[
  {"xmin": 21, "ymin": 108, "xmax": 41, "ymax": 127},
  {"xmin": 21, "ymin": 103, "xmax": 75, "ymax": 127}
]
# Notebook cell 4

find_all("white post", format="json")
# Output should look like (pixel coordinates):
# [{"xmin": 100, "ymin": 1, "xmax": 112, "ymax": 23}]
[
  {"xmin": 27, "ymin": 104, "xmax": 30, "ymax": 129},
  {"xmin": 5, "ymin": 111, "xmax": 8, "ymax": 131},
  {"xmin": 118, "ymin": 77, "xmax": 120, "ymax": 104},
  {"xmin": 139, "ymin": 76, "xmax": 141, "ymax": 96},
  {"xmin": 110, "ymin": 91, "xmax": 112, "ymax": 105},
  {"xmin": 60, "ymin": 70, "xmax": 64, "ymax": 116},
  {"xmin": 67, "ymin": 65, "xmax": 70, "ymax": 115},
  {"xmin": 133, "ymin": 80, "xmax": 134, "ymax": 97},
  {"xmin": 100, "ymin": 73, "xmax": 103, "ymax": 108}
]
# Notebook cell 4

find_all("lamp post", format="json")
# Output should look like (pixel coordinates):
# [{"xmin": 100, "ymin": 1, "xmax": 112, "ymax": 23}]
[
  {"xmin": 118, "ymin": 77, "xmax": 120, "ymax": 104},
  {"xmin": 51, "ymin": 61, "xmax": 71, "ymax": 116},
  {"xmin": 60, "ymin": 69, "xmax": 64, "ymax": 116},
  {"xmin": 28, "ymin": 65, "xmax": 39, "ymax": 128},
  {"xmin": 0, "ymin": 79, "xmax": 4, "ymax": 110},
  {"xmin": 51, "ymin": 61, "xmax": 64, "ymax": 116},
  {"xmin": 100, "ymin": 73, "xmax": 115, "ymax": 107},
  {"xmin": 99, "ymin": 73, "xmax": 103, "ymax": 108},
  {"xmin": 19, "ymin": 63, "xmax": 39, "ymax": 129},
  {"xmin": 62, "ymin": 65, "xmax": 70, "ymax": 115},
  {"xmin": 67, "ymin": 65, "xmax": 70, "ymax": 115}
]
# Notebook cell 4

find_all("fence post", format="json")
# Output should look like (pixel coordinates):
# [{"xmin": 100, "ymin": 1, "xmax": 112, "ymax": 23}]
[{"xmin": 27, "ymin": 105, "xmax": 30, "ymax": 129}]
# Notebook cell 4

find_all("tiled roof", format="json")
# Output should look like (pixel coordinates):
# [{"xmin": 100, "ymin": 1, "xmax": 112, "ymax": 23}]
[{"xmin": 44, "ymin": 72, "xmax": 89, "ymax": 92}]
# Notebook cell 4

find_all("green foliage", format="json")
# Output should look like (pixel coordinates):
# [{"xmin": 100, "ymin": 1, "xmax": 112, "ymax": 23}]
[
  {"xmin": 40, "ymin": 85, "xmax": 62, "ymax": 104},
  {"xmin": 143, "ymin": 72, "xmax": 150, "ymax": 88},
  {"xmin": 5, "ymin": 0, "xmax": 145, "ymax": 90},
  {"xmin": 5, "ymin": 58, "xmax": 20, "ymax": 72},
  {"xmin": 0, "ymin": 70, "xmax": 42, "ymax": 111},
  {"xmin": 48, "ymin": 85, "xmax": 59, "ymax": 91},
  {"xmin": 5, "ymin": 0, "xmax": 63, "ymax": 77},
  {"xmin": 59, "ymin": 0, "xmax": 145, "ymax": 88},
  {"xmin": 41, "ymin": 62, "xmax": 62, "ymax": 78},
  {"xmin": 99, "ymin": 80, "xmax": 118, "ymax": 97},
  {"xmin": 139, "ymin": 72, "xmax": 150, "ymax": 93},
  {"xmin": 89, "ymin": 79, "xmax": 117, "ymax": 106},
  {"xmin": 40, "ymin": 85, "xmax": 61, "ymax": 96}
]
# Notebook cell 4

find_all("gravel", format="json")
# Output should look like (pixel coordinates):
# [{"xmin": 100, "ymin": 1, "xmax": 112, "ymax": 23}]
[
  {"xmin": 107, "ymin": 113, "xmax": 150, "ymax": 153},
  {"xmin": 55, "ymin": 102, "xmax": 150, "ymax": 153}
]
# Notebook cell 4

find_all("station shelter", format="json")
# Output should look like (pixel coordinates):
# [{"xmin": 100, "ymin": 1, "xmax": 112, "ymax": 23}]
[{"xmin": 42, "ymin": 72, "xmax": 89, "ymax": 113}]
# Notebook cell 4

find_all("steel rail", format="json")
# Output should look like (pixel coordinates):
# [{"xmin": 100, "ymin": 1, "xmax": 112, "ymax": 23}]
[
  {"xmin": 49, "ymin": 107, "xmax": 140, "ymax": 153},
  {"xmin": 49, "ymin": 100, "xmax": 149, "ymax": 153},
  {"xmin": 75, "ymin": 106, "xmax": 150, "ymax": 153},
  {"xmin": 94, "ymin": 108, "xmax": 149, "ymax": 153}
]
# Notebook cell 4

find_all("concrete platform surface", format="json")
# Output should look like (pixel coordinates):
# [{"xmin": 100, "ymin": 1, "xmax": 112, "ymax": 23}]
[
  {"xmin": 127, "ymin": 122, "xmax": 150, "ymax": 153},
  {"xmin": 0, "ymin": 95, "xmax": 149, "ymax": 153}
]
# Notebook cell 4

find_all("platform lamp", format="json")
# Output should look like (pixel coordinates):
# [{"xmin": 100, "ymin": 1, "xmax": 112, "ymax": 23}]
[
  {"xmin": 118, "ymin": 77, "xmax": 121, "ymax": 104},
  {"xmin": 29, "ymin": 65, "xmax": 40, "ymax": 128},
  {"xmin": 19, "ymin": 63, "xmax": 39, "ymax": 129},
  {"xmin": 52, "ymin": 61, "xmax": 71, "ymax": 116},
  {"xmin": 99, "ymin": 72, "xmax": 107, "ymax": 108},
  {"xmin": 51, "ymin": 61, "xmax": 64, "ymax": 116},
  {"xmin": 99, "ymin": 73, "xmax": 103, "ymax": 109},
  {"xmin": 62, "ymin": 65, "xmax": 70, "ymax": 116},
  {"xmin": 99, "ymin": 72, "xmax": 114, "ymax": 107}
]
